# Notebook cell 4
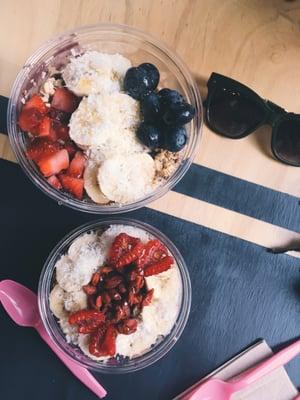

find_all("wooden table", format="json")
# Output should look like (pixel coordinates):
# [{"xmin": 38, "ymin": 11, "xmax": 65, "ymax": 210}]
[{"xmin": 0, "ymin": 1, "xmax": 300, "ymax": 399}]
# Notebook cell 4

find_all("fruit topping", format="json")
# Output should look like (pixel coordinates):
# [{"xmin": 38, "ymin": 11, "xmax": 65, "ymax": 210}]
[
  {"xmin": 18, "ymin": 108, "xmax": 44, "ymax": 134},
  {"xmin": 23, "ymin": 94, "xmax": 47, "ymax": 114},
  {"xmin": 140, "ymin": 92, "xmax": 161, "ymax": 122},
  {"xmin": 138, "ymin": 63, "xmax": 160, "ymax": 91},
  {"xmin": 26, "ymin": 138, "xmax": 61, "ymax": 162},
  {"xmin": 137, "ymin": 122, "xmax": 163, "ymax": 150},
  {"xmin": 117, "ymin": 318, "xmax": 138, "ymax": 335},
  {"xmin": 163, "ymin": 102, "xmax": 195, "ymax": 126},
  {"xmin": 108, "ymin": 233, "xmax": 141, "ymax": 267},
  {"xmin": 124, "ymin": 67, "xmax": 150, "ymax": 100},
  {"xmin": 67, "ymin": 233, "xmax": 175, "ymax": 358},
  {"xmin": 144, "ymin": 255, "xmax": 174, "ymax": 277},
  {"xmin": 51, "ymin": 87, "xmax": 79, "ymax": 113},
  {"xmin": 58, "ymin": 174, "xmax": 84, "ymax": 199},
  {"xmin": 67, "ymin": 151, "xmax": 86, "ymax": 179},
  {"xmin": 164, "ymin": 126, "xmax": 187, "ymax": 152},
  {"xmin": 158, "ymin": 88, "xmax": 184, "ymax": 109},
  {"xmin": 89, "ymin": 324, "xmax": 117, "ymax": 357},
  {"xmin": 64, "ymin": 141, "xmax": 77, "ymax": 158},
  {"xmin": 47, "ymin": 175, "xmax": 63, "ymax": 190},
  {"xmin": 37, "ymin": 149, "xmax": 69, "ymax": 177}
]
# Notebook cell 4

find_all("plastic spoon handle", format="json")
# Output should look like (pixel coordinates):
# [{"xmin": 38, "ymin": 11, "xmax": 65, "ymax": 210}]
[
  {"xmin": 232, "ymin": 340, "xmax": 300, "ymax": 389},
  {"xmin": 35, "ymin": 322, "xmax": 107, "ymax": 398}
]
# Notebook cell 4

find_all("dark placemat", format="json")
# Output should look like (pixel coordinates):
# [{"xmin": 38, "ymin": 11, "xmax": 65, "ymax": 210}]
[{"xmin": 0, "ymin": 159, "xmax": 299, "ymax": 400}]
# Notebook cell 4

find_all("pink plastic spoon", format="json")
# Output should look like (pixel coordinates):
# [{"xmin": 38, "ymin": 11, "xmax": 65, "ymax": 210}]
[
  {"xmin": 0, "ymin": 280, "xmax": 107, "ymax": 399},
  {"xmin": 187, "ymin": 340, "xmax": 300, "ymax": 400}
]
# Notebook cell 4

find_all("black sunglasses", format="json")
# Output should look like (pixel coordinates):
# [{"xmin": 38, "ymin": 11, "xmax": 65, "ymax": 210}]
[{"xmin": 205, "ymin": 72, "xmax": 300, "ymax": 166}]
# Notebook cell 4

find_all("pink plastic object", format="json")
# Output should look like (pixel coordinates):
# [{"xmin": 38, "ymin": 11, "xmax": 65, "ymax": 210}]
[
  {"xmin": 186, "ymin": 340, "xmax": 300, "ymax": 400},
  {"xmin": 0, "ymin": 280, "xmax": 107, "ymax": 398}
]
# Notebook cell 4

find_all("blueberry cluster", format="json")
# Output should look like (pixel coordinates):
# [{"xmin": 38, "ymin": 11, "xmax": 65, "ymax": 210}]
[{"xmin": 124, "ymin": 63, "xmax": 195, "ymax": 152}]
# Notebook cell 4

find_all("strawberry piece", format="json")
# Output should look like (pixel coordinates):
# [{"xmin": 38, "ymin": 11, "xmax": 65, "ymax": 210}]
[
  {"xmin": 144, "ymin": 256, "xmax": 174, "ymax": 277},
  {"xmin": 142, "ymin": 288, "xmax": 154, "ymax": 306},
  {"xmin": 117, "ymin": 319, "xmax": 138, "ymax": 335},
  {"xmin": 89, "ymin": 325, "xmax": 117, "ymax": 357},
  {"xmin": 69, "ymin": 310, "xmax": 105, "ymax": 325},
  {"xmin": 48, "ymin": 107, "xmax": 71, "ymax": 124},
  {"xmin": 18, "ymin": 108, "xmax": 44, "ymax": 133},
  {"xmin": 136, "ymin": 239, "xmax": 168, "ymax": 268},
  {"xmin": 67, "ymin": 151, "xmax": 86, "ymax": 178},
  {"xmin": 51, "ymin": 87, "xmax": 79, "ymax": 113},
  {"xmin": 37, "ymin": 149, "xmax": 69, "ymax": 177},
  {"xmin": 37, "ymin": 116, "xmax": 57, "ymax": 141},
  {"xmin": 47, "ymin": 175, "xmax": 62, "ymax": 190},
  {"xmin": 115, "ymin": 242, "xmax": 144, "ymax": 269},
  {"xmin": 59, "ymin": 174, "xmax": 84, "ymax": 199},
  {"xmin": 64, "ymin": 141, "xmax": 77, "ymax": 158},
  {"xmin": 23, "ymin": 94, "xmax": 47, "ymax": 113},
  {"xmin": 108, "ymin": 233, "xmax": 141, "ymax": 266},
  {"xmin": 26, "ymin": 138, "xmax": 61, "ymax": 162}
]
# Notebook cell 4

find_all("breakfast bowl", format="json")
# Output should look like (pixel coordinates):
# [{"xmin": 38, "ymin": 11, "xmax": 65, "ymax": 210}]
[
  {"xmin": 38, "ymin": 218, "xmax": 191, "ymax": 373},
  {"xmin": 8, "ymin": 23, "xmax": 202, "ymax": 214}
]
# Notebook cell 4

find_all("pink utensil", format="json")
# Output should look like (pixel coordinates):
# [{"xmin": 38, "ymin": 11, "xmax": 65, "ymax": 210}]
[
  {"xmin": 186, "ymin": 339, "xmax": 300, "ymax": 400},
  {"xmin": 0, "ymin": 280, "xmax": 107, "ymax": 399}
]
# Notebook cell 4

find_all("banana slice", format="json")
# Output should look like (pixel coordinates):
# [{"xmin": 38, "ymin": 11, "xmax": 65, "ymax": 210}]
[
  {"xmin": 83, "ymin": 162, "xmax": 110, "ymax": 204},
  {"xmin": 98, "ymin": 153, "xmax": 155, "ymax": 203},
  {"xmin": 49, "ymin": 285, "xmax": 68, "ymax": 319}
]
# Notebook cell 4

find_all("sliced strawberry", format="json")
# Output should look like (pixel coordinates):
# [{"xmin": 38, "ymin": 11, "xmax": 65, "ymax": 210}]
[
  {"xmin": 23, "ymin": 94, "xmax": 47, "ymax": 114},
  {"xmin": 50, "ymin": 120, "xmax": 70, "ymax": 141},
  {"xmin": 144, "ymin": 256, "xmax": 174, "ymax": 277},
  {"xmin": 18, "ymin": 108, "xmax": 44, "ymax": 133},
  {"xmin": 108, "ymin": 233, "xmax": 141, "ymax": 266},
  {"xmin": 64, "ymin": 141, "xmax": 77, "ymax": 158},
  {"xmin": 136, "ymin": 239, "xmax": 168, "ymax": 268},
  {"xmin": 37, "ymin": 149, "xmax": 69, "ymax": 177},
  {"xmin": 67, "ymin": 151, "xmax": 86, "ymax": 178},
  {"xmin": 37, "ymin": 116, "xmax": 57, "ymax": 141},
  {"xmin": 115, "ymin": 242, "xmax": 144, "ymax": 269},
  {"xmin": 51, "ymin": 87, "xmax": 79, "ymax": 113},
  {"xmin": 26, "ymin": 138, "xmax": 61, "ymax": 162},
  {"xmin": 47, "ymin": 175, "xmax": 62, "ymax": 190},
  {"xmin": 90, "ymin": 325, "xmax": 117, "ymax": 357},
  {"xmin": 59, "ymin": 174, "xmax": 84, "ymax": 199}
]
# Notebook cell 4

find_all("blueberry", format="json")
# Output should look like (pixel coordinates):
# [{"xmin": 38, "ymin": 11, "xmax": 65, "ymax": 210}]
[
  {"xmin": 158, "ymin": 88, "xmax": 184, "ymax": 109},
  {"xmin": 139, "ymin": 63, "xmax": 160, "ymax": 91},
  {"xmin": 124, "ymin": 67, "xmax": 151, "ymax": 100},
  {"xmin": 163, "ymin": 102, "xmax": 195, "ymax": 125},
  {"xmin": 137, "ymin": 122, "xmax": 163, "ymax": 149},
  {"xmin": 164, "ymin": 126, "xmax": 187, "ymax": 152},
  {"xmin": 140, "ymin": 92, "xmax": 161, "ymax": 122}
]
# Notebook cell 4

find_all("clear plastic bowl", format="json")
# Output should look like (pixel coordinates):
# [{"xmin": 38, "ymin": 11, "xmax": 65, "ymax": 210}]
[
  {"xmin": 38, "ymin": 218, "xmax": 191, "ymax": 373},
  {"xmin": 7, "ymin": 23, "xmax": 202, "ymax": 214}
]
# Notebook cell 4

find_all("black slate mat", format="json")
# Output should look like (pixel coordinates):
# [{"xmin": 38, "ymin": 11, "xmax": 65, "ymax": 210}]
[{"xmin": 0, "ymin": 159, "xmax": 299, "ymax": 400}]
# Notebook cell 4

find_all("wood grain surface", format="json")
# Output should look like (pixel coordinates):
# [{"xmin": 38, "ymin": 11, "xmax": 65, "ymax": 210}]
[{"xmin": 1, "ymin": 0, "xmax": 300, "ymax": 249}]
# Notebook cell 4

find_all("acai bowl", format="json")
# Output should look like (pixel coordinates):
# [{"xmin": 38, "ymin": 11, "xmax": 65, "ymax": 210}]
[
  {"xmin": 38, "ymin": 219, "xmax": 191, "ymax": 373},
  {"xmin": 8, "ymin": 24, "xmax": 202, "ymax": 213}
]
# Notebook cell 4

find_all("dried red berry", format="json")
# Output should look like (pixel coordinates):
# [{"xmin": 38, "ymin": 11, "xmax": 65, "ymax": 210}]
[
  {"xmin": 95, "ymin": 295, "xmax": 102, "ymax": 309},
  {"xmin": 108, "ymin": 289, "xmax": 122, "ymax": 301},
  {"xmin": 102, "ymin": 291, "xmax": 111, "ymax": 305},
  {"xmin": 82, "ymin": 284, "xmax": 97, "ymax": 295},
  {"xmin": 91, "ymin": 272, "xmax": 101, "ymax": 286},
  {"xmin": 115, "ymin": 302, "xmax": 130, "ymax": 322},
  {"xmin": 104, "ymin": 275, "xmax": 123, "ymax": 289},
  {"xmin": 144, "ymin": 256, "xmax": 174, "ymax": 277},
  {"xmin": 118, "ymin": 283, "xmax": 127, "ymax": 294},
  {"xmin": 117, "ymin": 319, "xmax": 138, "ymax": 335},
  {"xmin": 100, "ymin": 266, "xmax": 114, "ymax": 275},
  {"xmin": 142, "ymin": 288, "xmax": 154, "ymax": 306}
]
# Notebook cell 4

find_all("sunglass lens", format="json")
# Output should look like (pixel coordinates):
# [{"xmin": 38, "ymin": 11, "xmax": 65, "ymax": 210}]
[
  {"xmin": 273, "ymin": 119, "xmax": 300, "ymax": 165},
  {"xmin": 207, "ymin": 88, "xmax": 266, "ymax": 138}
]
